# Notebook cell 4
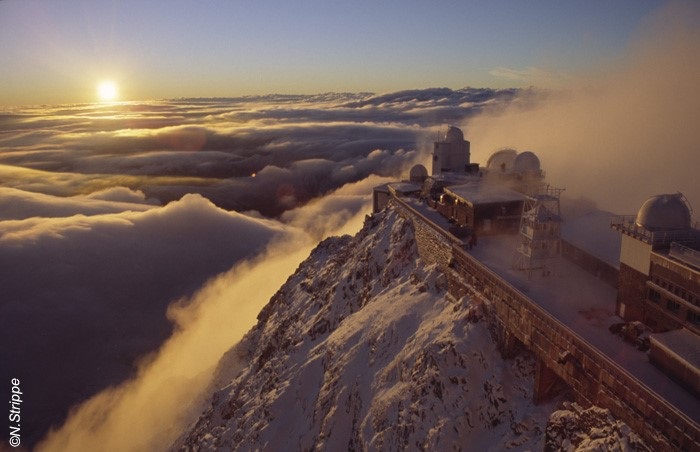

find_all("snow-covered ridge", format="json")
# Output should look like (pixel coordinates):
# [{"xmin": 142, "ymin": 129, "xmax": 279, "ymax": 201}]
[{"xmin": 176, "ymin": 207, "xmax": 646, "ymax": 451}]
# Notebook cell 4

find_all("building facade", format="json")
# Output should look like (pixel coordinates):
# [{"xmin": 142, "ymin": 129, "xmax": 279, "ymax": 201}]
[{"xmin": 612, "ymin": 193, "xmax": 700, "ymax": 334}]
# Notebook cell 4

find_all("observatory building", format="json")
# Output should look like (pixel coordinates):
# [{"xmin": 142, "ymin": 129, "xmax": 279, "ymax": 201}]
[
  {"xmin": 374, "ymin": 126, "xmax": 553, "ymax": 239},
  {"xmin": 611, "ymin": 193, "xmax": 700, "ymax": 334},
  {"xmin": 372, "ymin": 127, "xmax": 700, "ymax": 402},
  {"xmin": 431, "ymin": 126, "xmax": 478, "ymax": 175},
  {"xmin": 611, "ymin": 193, "xmax": 700, "ymax": 394}
]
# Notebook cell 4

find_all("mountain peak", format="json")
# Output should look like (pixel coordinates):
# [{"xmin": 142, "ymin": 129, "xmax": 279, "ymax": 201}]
[
  {"xmin": 177, "ymin": 207, "xmax": 646, "ymax": 451},
  {"xmin": 177, "ymin": 208, "xmax": 555, "ymax": 450}
]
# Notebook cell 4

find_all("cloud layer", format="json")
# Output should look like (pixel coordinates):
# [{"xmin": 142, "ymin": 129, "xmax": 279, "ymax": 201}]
[
  {"xmin": 0, "ymin": 192, "xmax": 289, "ymax": 445},
  {"xmin": 0, "ymin": 88, "xmax": 517, "ymax": 216},
  {"xmin": 1, "ymin": 88, "xmax": 518, "ymax": 447},
  {"xmin": 36, "ymin": 179, "xmax": 383, "ymax": 452}
]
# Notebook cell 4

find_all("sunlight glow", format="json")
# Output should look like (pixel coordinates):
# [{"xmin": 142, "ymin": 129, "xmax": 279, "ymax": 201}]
[{"xmin": 97, "ymin": 81, "xmax": 118, "ymax": 102}]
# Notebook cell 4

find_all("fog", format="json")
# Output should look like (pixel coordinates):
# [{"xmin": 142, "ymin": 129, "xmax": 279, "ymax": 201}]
[
  {"xmin": 466, "ymin": 2, "xmax": 700, "ymax": 214},
  {"xmin": 36, "ymin": 179, "xmax": 383, "ymax": 452},
  {"xmin": 0, "ymin": 191, "xmax": 289, "ymax": 446}
]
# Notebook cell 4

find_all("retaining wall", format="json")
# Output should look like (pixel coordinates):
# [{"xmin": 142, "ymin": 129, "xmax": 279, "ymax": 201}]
[{"xmin": 389, "ymin": 197, "xmax": 700, "ymax": 451}]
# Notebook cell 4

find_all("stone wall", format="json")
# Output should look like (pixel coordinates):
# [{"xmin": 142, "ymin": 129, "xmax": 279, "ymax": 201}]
[
  {"xmin": 390, "ymin": 198, "xmax": 454, "ymax": 268},
  {"xmin": 450, "ymin": 244, "xmax": 700, "ymax": 451},
  {"xmin": 386, "ymin": 197, "xmax": 699, "ymax": 451}
]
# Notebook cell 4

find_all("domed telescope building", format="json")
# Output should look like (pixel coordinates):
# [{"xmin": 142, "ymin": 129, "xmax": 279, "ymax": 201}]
[
  {"xmin": 431, "ymin": 126, "xmax": 479, "ymax": 176},
  {"xmin": 611, "ymin": 193, "xmax": 700, "ymax": 333}
]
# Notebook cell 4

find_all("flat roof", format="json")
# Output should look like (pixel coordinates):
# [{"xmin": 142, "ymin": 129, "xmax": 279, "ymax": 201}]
[
  {"xmin": 372, "ymin": 183, "xmax": 390, "ymax": 193},
  {"xmin": 465, "ymin": 233, "xmax": 699, "ymax": 420},
  {"xmin": 668, "ymin": 242, "xmax": 700, "ymax": 272},
  {"xmin": 388, "ymin": 182, "xmax": 421, "ymax": 194},
  {"xmin": 444, "ymin": 181, "xmax": 525, "ymax": 205},
  {"xmin": 650, "ymin": 328, "xmax": 700, "ymax": 369},
  {"xmin": 561, "ymin": 210, "xmax": 621, "ymax": 268}
]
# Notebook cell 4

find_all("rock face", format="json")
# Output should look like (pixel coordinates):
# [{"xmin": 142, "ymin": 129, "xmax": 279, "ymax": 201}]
[
  {"xmin": 176, "ymin": 207, "xmax": 646, "ymax": 451},
  {"xmin": 545, "ymin": 402, "xmax": 651, "ymax": 452}
]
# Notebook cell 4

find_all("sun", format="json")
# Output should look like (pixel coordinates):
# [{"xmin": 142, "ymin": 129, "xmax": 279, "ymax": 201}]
[{"xmin": 97, "ymin": 81, "xmax": 118, "ymax": 102}]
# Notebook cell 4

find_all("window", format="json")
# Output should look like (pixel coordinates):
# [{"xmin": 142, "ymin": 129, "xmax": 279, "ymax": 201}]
[
  {"xmin": 648, "ymin": 289, "xmax": 661, "ymax": 304},
  {"xmin": 687, "ymin": 310, "xmax": 700, "ymax": 325},
  {"xmin": 666, "ymin": 299, "xmax": 680, "ymax": 314}
]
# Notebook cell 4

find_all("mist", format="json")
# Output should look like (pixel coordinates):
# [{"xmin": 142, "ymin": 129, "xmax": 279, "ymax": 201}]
[
  {"xmin": 466, "ymin": 2, "xmax": 700, "ymax": 215},
  {"xmin": 36, "ymin": 179, "xmax": 382, "ymax": 452}
]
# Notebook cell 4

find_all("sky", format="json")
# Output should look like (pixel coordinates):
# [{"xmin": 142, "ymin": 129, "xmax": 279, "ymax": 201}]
[{"xmin": 1, "ymin": 0, "xmax": 663, "ymax": 105}]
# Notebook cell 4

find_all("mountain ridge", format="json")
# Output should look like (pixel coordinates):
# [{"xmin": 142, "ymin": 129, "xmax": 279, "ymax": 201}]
[{"xmin": 176, "ymin": 206, "xmax": 648, "ymax": 451}]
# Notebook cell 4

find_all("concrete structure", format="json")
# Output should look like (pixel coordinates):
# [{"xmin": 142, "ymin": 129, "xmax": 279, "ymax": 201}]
[
  {"xmin": 373, "ymin": 131, "xmax": 700, "ymax": 449},
  {"xmin": 485, "ymin": 148, "xmax": 517, "ymax": 174},
  {"xmin": 408, "ymin": 164, "xmax": 428, "ymax": 184},
  {"xmin": 611, "ymin": 193, "xmax": 700, "ymax": 333},
  {"xmin": 560, "ymin": 210, "xmax": 621, "ymax": 288},
  {"xmin": 649, "ymin": 328, "xmax": 700, "ymax": 397},
  {"xmin": 432, "ymin": 181, "xmax": 524, "ymax": 234},
  {"xmin": 431, "ymin": 126, "xmax": 476, "ymax": 175},
  {"xmin": 513, "ymin": 151, "xmax": 542, "ymax": 176},
  {"xmin": 483, "ymin": 148, "xmax": 545, "ymax": 189},
  {"xmin": 373, "ymin": 182, "xmax": 422, "ymax": 213},
  {"xmin": 372, "ymin": 183, "xmax": 391, "ymax": 213}
]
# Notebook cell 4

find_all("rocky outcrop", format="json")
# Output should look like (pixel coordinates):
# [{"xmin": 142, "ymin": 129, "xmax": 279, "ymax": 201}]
[{"xmin": 545, "ymin": 402, "xmax": 651, "ymax": 452}]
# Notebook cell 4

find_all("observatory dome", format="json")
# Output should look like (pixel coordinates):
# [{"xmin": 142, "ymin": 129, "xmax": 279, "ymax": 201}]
[
  {"xmin": 486, "ymin": 148, "xmax": 518, "ymax": 172},
  {"xmin": 513, "ymin": 151, "xmax": 541, "ymax": 173},
  {"xmin": 635, "ymin": 193, "xmax": 691, "ymax": 231},
  {"xmin": 445, "ymin": 126, "xmax": 464, "ymax": 143},
  {"xmin": 409, "ymin": 164, "xmax": 428, "ymax": 183}
]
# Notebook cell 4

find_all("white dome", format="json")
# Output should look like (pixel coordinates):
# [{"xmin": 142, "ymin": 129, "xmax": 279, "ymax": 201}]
[
  {"xmin": 409, "ymin": 164, "xmax": 428, "ymax": 183},
  {"xmin": 486, "ymin": 148, "xmax": 517, "ymax": 172},
  {"xmin": 513, "ymin": 151, "xmax": 541, "ymax": 173},
  {"xmin": 635, "ymin": 193, "xmax": 691, "ymax": 231},
  {"xmin": 445, "ymin": 126, "xmax": 464, "ymax": 143}
]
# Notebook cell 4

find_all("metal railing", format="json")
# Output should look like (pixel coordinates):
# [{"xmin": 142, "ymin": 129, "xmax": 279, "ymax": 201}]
[
  {"xmin": 669, "ymin": 242, "xmax": 700, "ymax": 271},
  {"xmin": 610, "ymin": 216, "xmax": 700, "ymax": 247}
]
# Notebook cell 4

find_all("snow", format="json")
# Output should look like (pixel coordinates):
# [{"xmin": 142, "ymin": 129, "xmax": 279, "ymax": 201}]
[
  {"xmin": 177, "ymin": 206, "xmax": 658, "ymax": 451},
  {"xmin": 388, "ymin": 182, "xmax": 421, "ymax": 194},
  {"xmin": 545, "ymin": 402, "xmax": 651, "ymax": 452},
  {"xmin": 177, "ymin": 208, "xmax": 556, "ymax": 450},
  {"xmin": 445, "ymin": 180, "xmax": 525, "ymax": 205}
]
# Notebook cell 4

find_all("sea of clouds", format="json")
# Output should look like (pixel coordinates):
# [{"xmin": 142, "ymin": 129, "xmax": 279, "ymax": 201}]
[
  {"xmin": 0, "ymin": 88, "xmax": 520, "ymax": 447},
  {"xmin": 2, "ymin": 3, "xmax": 699, "ymax": 448}
]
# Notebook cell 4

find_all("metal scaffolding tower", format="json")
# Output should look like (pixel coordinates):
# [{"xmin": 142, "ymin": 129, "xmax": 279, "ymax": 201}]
[{"xmin": 513, "ymin": 184, "xmax": 565, "ymax": 278}]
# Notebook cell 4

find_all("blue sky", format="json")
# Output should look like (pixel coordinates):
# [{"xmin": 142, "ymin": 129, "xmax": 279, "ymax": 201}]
[{"xmin": 0, "ymin": 0, "xmax": 664, "ymax": 105}]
